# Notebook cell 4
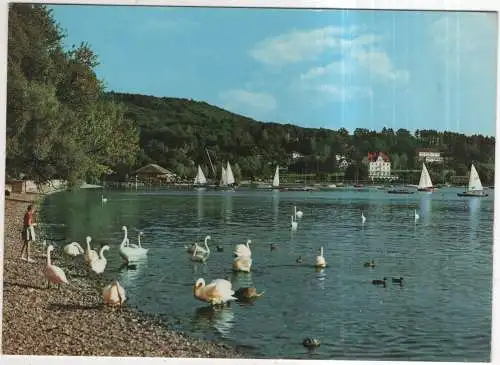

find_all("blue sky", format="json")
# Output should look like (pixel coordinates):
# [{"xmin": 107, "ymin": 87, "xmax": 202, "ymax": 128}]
[{"xmin": 48, "ymin": 5, "xmax": 498, "ymax": 137}]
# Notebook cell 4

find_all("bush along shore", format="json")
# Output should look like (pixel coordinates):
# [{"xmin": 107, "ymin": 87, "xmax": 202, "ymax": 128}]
[{"xmin": 2, "ymin": 192, "xmax": 243, "ymax": 358}]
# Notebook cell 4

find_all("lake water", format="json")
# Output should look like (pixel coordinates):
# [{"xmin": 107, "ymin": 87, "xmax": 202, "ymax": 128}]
[{"xmin": 39, "ymin": 187, "xmax": 494, "ymax": 361}]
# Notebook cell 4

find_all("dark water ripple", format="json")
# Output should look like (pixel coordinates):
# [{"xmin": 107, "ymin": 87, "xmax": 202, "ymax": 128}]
[{"xmin": 39, "ymin": 188, "xmax": 493, "ymax": 361}]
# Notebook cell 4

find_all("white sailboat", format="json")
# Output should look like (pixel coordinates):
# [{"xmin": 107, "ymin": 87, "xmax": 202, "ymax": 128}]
[
  {"xmin": 226, "ymin": 161, "xmax": 235, "ymax": 186},
  {"xmin": 417, "ymin": 163, "xmax": 435, "ymax": 192},
  {"xmin": 193, "ymin": 165, "xmax": 207, "ymax": 189},
  {"xmin": 272, "ymin": 165, "xmax": 280, "ymax": 189},
  {"xmin": 220, "ymin": 166, "xmax": 227, "ymax": 186},
  {"xmin": 457, "ymin": 164, "xmax": 488, "ymax": 197}
]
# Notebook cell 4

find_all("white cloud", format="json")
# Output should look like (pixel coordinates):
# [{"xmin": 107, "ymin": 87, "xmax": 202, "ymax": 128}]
[
  {"xmin": 352, "ymin": 49, "xmax": 410, "ymax": 83},
  {"xmin": 219, "ymin": 89, "xmax": 277, "ymax": 114},
  {"xmin": 249, "ymin": 25, "xmax": 358, "ymax": 66},
  {"xmin": 315, "ymin": 84, "xmax": 373, "ymax": 102},
  {"xmin": 300, "ymin": 60, "xmax": 353, "ymax": 80}
]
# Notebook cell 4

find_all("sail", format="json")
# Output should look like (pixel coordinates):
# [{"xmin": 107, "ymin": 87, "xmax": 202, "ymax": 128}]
[
  {"xmin": 418, "ymin": 163, "xmax": 433, "ymax": 189},
  {"xmin": 226, "ymin": 161, "xmax": 235, "ymax": 185},
  {"xmin": 196, "ymin": 165, "xmax": 207, "ymax": 185},
  {"xmin": 220, "ymin": 166, "xmax": 227, "ymax": 186},
  {"xmin": 193, "ymin": 169, "xmax": 199, "ymax": 185},
  {"xmin": 468, "ymin": 164, "xmax": 483, "ymax": 191},
  {"xmin": 272, "ymin": 165, "xmax": 280, "ymax": 188}
]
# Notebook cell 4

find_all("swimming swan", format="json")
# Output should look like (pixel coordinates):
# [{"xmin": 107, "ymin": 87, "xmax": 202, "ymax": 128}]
[
  {"xmin": 193, "ymin": 278, "xmax": 237, "ymax": 306},
  {"xmin": 315, "ymin": 246, "xmax": 327, "ymax": 268},
  {"xmin": 294, "ymin": 206, "xmax": 303, "ymax": 219},
  {"xmin": 291, "ymin": 215, "xmax": 298, "ymax": 230},
  {"xmin": 232, "ymin": 255, "xmax": 252, "ymax": 272},
  {"xmin": 234, "ymin": 239, "xmax": 252, "ymax": 258}
]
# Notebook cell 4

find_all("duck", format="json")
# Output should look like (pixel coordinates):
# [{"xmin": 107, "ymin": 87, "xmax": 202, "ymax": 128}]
[
  {"xmin": 83, "ymin": 236, "xmax": 99, "ymax": 265},
  {"xmin": 372, "ymin": 277, "xmax": 387, "ymax": 287},
  {"xmin": 291, "ymin": 215, "xmax": 298, "ymax": 230},
  {"xmin": 234, "ymin": 239, "xmax": 252, "ymax": 258},
  {"xmin": 216, "ymin": 245, "xmax": 224, "ymax": 252},
  {"xmin": 103, "ymin": 280, "xmax": 126, "ymax": 307},
  {"xmin": 270, "ymin": 243, "xmax": 279, "ymax": 251},
  {"xmin": 303, "ymin": 338, "xmax": 321, "ymax": 348},
  {"xmin": 193, "ymin": 278, "xmax": 237, "ymax": 306},
  {"xmin": 392, "ymin": 277, "xmax": 404, "ymax": 285},
  {"xmin": 363, "ymin": 260, "xmax": 376, "ymax": 268},
  {"xmin": 90, "ymin": 245, "xmax": 110, "ymax": 274},
  {"xmin": 296, "ymin": 256, "xmax": 303, "ymax": 264},
  {"xmin": 315, "ymin": 246, "xmax": 326, "ymax": 268},
  {"xmin": 64, "ymin": 241, "xmax": 85, "ymax": 257},
  {"xmin": 233, "ymin": 287, "xmax": 264, "ymax": 301},
  {"xmin": 44, "ymin": 244, "xmax": 68, "ymax": 289},
  {"xmin": 232, "ymin": 255, "xmax": 252, "ymax": 272}
]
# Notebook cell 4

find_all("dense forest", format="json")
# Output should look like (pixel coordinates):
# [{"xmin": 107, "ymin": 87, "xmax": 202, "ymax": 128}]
[
  {"xmin": 105, "ymin": 91, "xmax": 496, "ymax": 185},
  {"xmin": 6, "ymin": 4, "xmax": 496, "ymax": 187}
]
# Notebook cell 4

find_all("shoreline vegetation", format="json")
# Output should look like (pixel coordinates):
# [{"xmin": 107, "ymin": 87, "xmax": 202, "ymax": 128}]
[
  {"xmin": 6, "ymin": 4, "xmax": 495, "ymax": 192},
  {"xmin": 2, "ymin": 191, "xmax": 243, "ymax": 358}
]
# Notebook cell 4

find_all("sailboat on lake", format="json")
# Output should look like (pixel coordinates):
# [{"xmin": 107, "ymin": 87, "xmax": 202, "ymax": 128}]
[
  {"xmin": 417, "ymin": 163, "xmax": 436, "ymax": 192},
  {"xmin": 218, "ymin": 162, "xmax": 236, "ymax": 190},
  {"xmin": 457, "ymin": 164, "xmax": 488, "ymax": 197},
  {"xmin": 193, "ymin": 165, "xmax": 207, "ymax": 190}
]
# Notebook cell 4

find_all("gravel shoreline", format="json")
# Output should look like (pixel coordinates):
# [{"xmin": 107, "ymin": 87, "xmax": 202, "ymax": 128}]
[{"xmin": 1, "ymin": 192, "xmax": 244, "ymax": 358}]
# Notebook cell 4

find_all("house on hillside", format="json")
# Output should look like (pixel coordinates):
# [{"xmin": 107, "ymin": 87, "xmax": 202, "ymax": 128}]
[
  {"xmin": 335, "ymin": 154, "xmax": 351, "ymax": 169},
  {"xmin": 292, "ymin": 152, "xmax": 303, "ymax": 160},
  {"xmin": 415, "ymin": 148, "xmax": 444, "ymax": 163},
  {"xmin": 134, "ymin": 163, "xmax": 178, "ymax": 184},
  {"xmin": 368, "ymin": 152, "xmax": 391, "ymax": 180}
]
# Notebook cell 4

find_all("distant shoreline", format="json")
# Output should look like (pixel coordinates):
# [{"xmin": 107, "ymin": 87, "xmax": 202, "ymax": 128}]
[{"xmin": 1, "ymin": 191, "xmax": 244, "ymax": 358}]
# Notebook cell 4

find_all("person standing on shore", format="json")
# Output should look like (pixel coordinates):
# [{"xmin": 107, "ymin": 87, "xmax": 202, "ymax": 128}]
[{"xmin": 20, "ymin": 204, "xmax": 36, "ymax": 263}]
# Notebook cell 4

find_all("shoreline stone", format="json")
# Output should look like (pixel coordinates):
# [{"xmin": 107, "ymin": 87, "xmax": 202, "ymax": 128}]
[{"xmin": 1, "ymin": 192, "xmax": 244, "ymax": 358}]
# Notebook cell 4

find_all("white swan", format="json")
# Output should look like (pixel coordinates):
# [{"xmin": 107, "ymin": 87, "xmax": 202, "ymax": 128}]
[
  {"xmin": 101, "ymin": 194, "xmax": 108, "ymax": 203},
  {"xmin": 45, "ymin": 244, "xmax": 68, "ymax": 289},
  {"xmin": 84, "ymin": 236, "xmax": 99, "ymax": 264},
  {"xmin": 233, "ymin": 255, "xmax": 252, "ymax": 272},
  {"xmin": 91, "ymin": 245, "xmax": 110, "ymax": 274},
  {"xmin": 291, "ymin": 215, "xmax": 298, "ymax": 230},
  {"xmin": 103, "ymin": 280, "xmax": 126, "ymax": 307},
  {"xmin": 196, "ymin": 235, "xmax": 211, "ymax": 255},
  {"xmin": 234, "ymin": 239, "xmax": 252, "ymax": 257},
  {"xmin": 119, "ymin": 226, "xmax": 148, "ymax": 263},
  {"xmin": 315, "ymin": 246, "xmax": 327, "ymax": 268},
  {"xmin": 193, "ymin": 278, "xmax": 237, "ymax": 306},
  {"xmin": 64, "ymin": 241, "xmax": 84, "ymax": 257},
  {"xmin": 361, "ymin": 212, "xmax": 366, "ymax": 224},
  {"xmin": 191, "ymin": 244, "xmax": 210, "ymax": 263},
  {"xmin": 414, "ymin": 209, "xmax": 420, "ymax": 221},
  {"xmin": 294, "ymin": 206, "xmax": 303, "ymax": 219}
]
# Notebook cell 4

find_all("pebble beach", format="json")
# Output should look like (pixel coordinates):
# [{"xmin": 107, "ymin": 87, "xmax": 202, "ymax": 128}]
[{"xmin": 1, "ymin": 192, "xmax": 243, "ymax": 358}]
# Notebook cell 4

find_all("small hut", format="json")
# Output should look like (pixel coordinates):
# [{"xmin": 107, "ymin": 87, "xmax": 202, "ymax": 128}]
[{"xmin": 134, "ymin": 164, "xmax": 178, "ymax": 185}]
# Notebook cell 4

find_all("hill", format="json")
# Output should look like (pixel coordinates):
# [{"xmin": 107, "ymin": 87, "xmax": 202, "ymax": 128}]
[{"xmin": 105, "ymin": 92, "xmax": 495, "ymax": 185}]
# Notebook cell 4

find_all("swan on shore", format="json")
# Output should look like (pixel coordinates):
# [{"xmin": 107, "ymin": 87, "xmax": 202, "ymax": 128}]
[
  {"xmin": 315, "ymin": 246, "xmax": 327, "ymax": 268},
  {"xmin": 91, "ymin": 245, "xmax": 110, "ymax": 274},
  {"xmin": 84, "ymin": 236, "xmax": 99, "ymax": 265},
  {"xmin": 234, "ymin": 239, "xmax": 251, "ymax": 258},
  {"xmin": 45, "ymin": 244, "xmax": 68, "ymax": 289},
  {"xmin": 103, "ymin": 280, "xmax": 126, "ymax": 307},
  {"xmin": 64, "ymin": 241, "xmax": 84, "ymax": 257},
  {"xmin": 193, "ymin": 278, "xmax": 237, "ymax": 306}
]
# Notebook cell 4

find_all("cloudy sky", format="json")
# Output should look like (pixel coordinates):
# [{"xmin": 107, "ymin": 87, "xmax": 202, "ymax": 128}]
[{"xmin": 49, "ymin": 5, "xmax": 498, "ymax": 136}]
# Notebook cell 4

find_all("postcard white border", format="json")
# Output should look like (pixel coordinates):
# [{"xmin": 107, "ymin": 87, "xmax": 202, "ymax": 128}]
[{"xmin": 0, "ymin": 1, "xmax": 499, "ymax": 365}]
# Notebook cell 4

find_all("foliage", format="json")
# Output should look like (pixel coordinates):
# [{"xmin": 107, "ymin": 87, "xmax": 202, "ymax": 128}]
[
  {"xmin": 105, "ymin": 92, "xmax": 495, "ymax": 185},
  {"xmin": 6, "ymin": 4, "xmax": 139, "ymax": 186}
]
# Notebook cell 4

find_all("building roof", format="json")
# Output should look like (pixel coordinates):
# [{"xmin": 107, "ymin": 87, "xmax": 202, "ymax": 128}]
[
  {"xmin": 415, "ymin": 148, "xmax": 441, "ymax": 153},
  {"xmin": 367, "ymin": 152, "xmax": 390, "ymax": 162},
  {"xmin": 134, "ymin": 163, "xmax": 176, "ymax": 176}
]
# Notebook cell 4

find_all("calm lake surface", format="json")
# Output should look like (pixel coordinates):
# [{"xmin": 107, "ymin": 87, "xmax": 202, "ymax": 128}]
[{"xmin": 40, "ymin": 187, "xmax": 493, "ymax": 361}]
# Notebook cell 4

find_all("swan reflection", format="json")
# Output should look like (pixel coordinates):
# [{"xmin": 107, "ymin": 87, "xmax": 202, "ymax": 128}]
[
  {"xmin": 231, "ymin": 271, "xmax": 254, "ymax": 289},
  {"xmin": 193, "ymin": 306, "xmax": 235, "ymax": 338},
  {"xmin": 315, "ymin": 268, "xmax": 326, "ymax": 290},
  {"xmin": 118, "ymin": 257, "xmax": 147, "ymax": 285},
  {"xmin": 272, "ymin": 191, "xmax": 280, "ymax": 228},
  {"xmin": 197, "ymin": 189, "xmax": 204, "ymax": 222}
]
